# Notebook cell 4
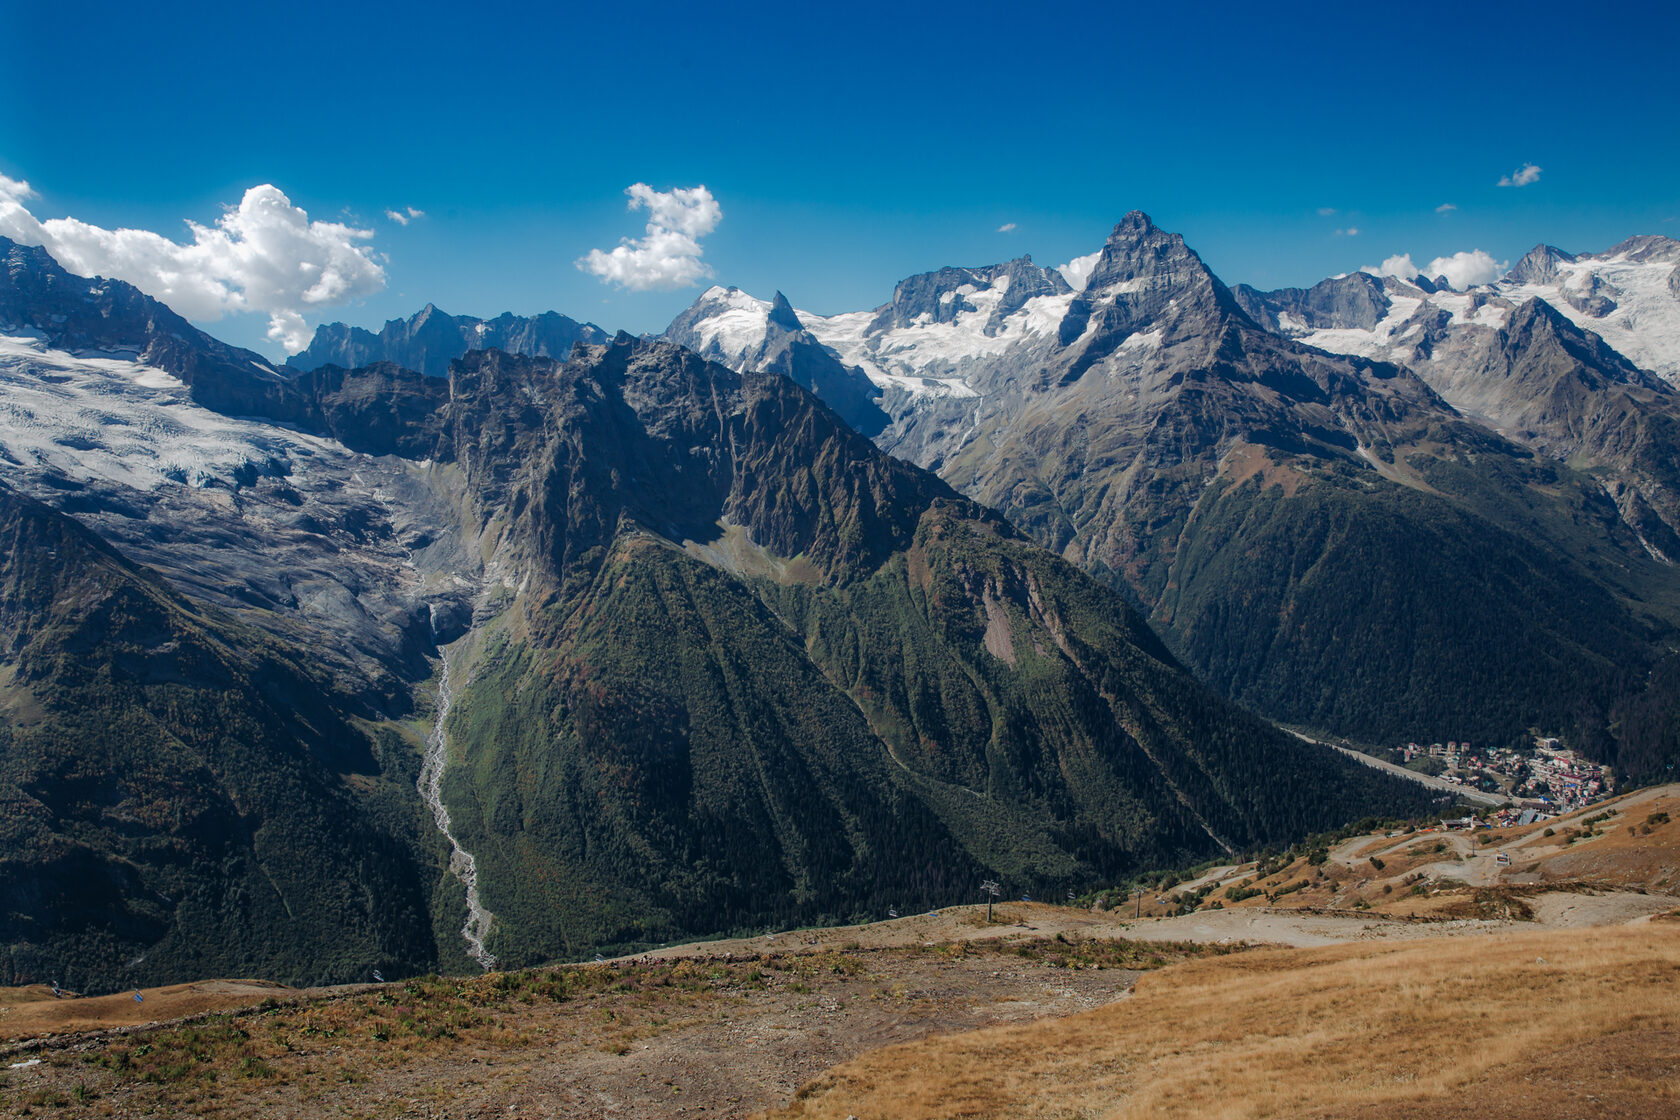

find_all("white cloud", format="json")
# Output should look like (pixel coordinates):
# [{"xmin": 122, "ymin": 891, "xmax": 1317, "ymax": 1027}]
[
  {"xmin": 1363, "ymin": 254, "xmax": 1422, "ymax": 281},
  {"xmin": 1335, "ymin": 227, "xmax": 1360, "ymax": 237},
  {"xmin": 1498, "ymin": 163, "xmax": 1542, "ymax": 188},
  {"xmin": 1057, "ymin": 249, "xmax": 1102, "ymax": 292},
  {"xmin": 265, "ymin": 309, "xmax": 313, "ymax": 352},
  {"xmin": 0, "ymin": 175, "xmax": 385, "ymax": 352},
  {"xmin": 1317, "ymin": 207, "xmax": 1338, "ymax": 217},
  {"xmin": 1436, "ymin": 203, "xmax": 1457, "ymax": 213},
  {"xmin": 997, "ymin": 222, "xmax": 1017, "ymax": 233},
  {"xmin": 1425, "ymin": 249, "xmax": 1506, "ymax": 289},
  {"xmin": 1360, "ymin": 248, "xmax": 1507, "ymax": 289},
  {"xmin": 385, "ymin": 206, "xmax": 424, "ymax": 226},
  {"xmin": 0, "ymin": 173, "xmax": 38, "ymax": 204},
  {"xmin": 577, "ymin": 183, "xmax": 722, "ymax": 291}
]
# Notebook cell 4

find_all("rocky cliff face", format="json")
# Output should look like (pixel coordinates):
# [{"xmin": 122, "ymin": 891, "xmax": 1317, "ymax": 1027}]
[
  {"xmin": 664, "ymin": 288, "xmax": 890, "ymax": 435},
  {"xmin": 0, "ymin": 236, "xmax": 292, "ymax": 416},
  {"xmin": 1391, "ymin": 296, "xmax": 1680, "ymax": 559},
  {"xmin": 1236, "ymin": 241, "xmax": 1680, "ymax": 561},
  {"xmin": 867, "ymin": 256, "xmax": 1072, "ymax": 335},
  {"xmin": 1233, "ymin": 271, "xmax": 1391, "ymax": 333},
  {"xmin": 1253, "ymin": 235, "xmax": 1680, "ymax": 381}
]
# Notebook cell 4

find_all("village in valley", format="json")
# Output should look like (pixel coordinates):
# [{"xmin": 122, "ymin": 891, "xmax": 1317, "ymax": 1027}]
[{"xmin": 1389, "ymin": 735, "xmax": 1613, "ymax": 820}]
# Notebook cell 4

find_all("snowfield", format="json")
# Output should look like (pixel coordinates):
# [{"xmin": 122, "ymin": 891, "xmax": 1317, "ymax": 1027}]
[
  {"xmin": 0, "ymin": 332, "xmax": 352, "ymax": 492},
  {"xmin": 1285, "ymin": 241, "xmax": 1680, "ymax": 380},
  {"xmin": 1502, "ymin": 249, "xmax": 1680, "ymax": 379},
  {"xmin": 675, "ymin": 278, "xmax": 1078, "ymax": 401}
]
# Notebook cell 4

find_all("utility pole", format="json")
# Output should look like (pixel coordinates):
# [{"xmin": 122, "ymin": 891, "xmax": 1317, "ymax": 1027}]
[{"xmin": 981, "ymin": 879, "xmax": 1000, "ymax": 923}]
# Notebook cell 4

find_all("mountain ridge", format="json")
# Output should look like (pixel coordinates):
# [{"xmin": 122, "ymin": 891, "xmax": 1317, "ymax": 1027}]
[
  {"xmin": 663, "ymin": 216, "xmax": 1680, "ymax": 775},
  {"xmin": 293, "ymin": 304, "xmax": 610, "ymax": 378}
]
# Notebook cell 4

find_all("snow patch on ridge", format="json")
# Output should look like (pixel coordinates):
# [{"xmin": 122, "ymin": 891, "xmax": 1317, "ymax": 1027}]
[
  {"xmin": 1296, "ymin": 295, "xmax": 1424, "ymax": 358},
  {"xmin": 686, "ymin": 287, "xmax": 774, "ymax": 363}
]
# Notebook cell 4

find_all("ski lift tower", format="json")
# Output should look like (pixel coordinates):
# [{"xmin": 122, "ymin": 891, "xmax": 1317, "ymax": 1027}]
[{"xmin": 981, "ymin": 879, "xmax": 1001, "ymax": 923}]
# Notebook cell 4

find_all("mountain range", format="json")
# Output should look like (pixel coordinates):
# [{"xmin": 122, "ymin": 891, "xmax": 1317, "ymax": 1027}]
[
  {"xmin": 292, "ymin": 304, "xmax": 609, "ymax": 378},
  {"xmin": 650, "ymin": 216, "xmax": 1680, "ymax": 772},
  {"xmin": 5, "ymin": 208, "xmax": 1679, "ymax": 991},
  {"xmin": 0, "ymin": 233, "xmax": 1435, "ymax": 991}
]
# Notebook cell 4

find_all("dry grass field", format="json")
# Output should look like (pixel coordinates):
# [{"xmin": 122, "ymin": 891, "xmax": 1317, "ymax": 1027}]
[
  {"xmin": 765, "ymin": 923, "xmax": 1680, "ymax": 1120},
  {"xmin": 0, "ymin": 939, "xmax": 1217, "ymax": 1118},
  {"xmin": 0, "ymin": 982, "xmax": 307, "ymax": 1044},
  {"xmin": 2, "ymin": 786, "xmax": 1676, "ymax": 1118}
]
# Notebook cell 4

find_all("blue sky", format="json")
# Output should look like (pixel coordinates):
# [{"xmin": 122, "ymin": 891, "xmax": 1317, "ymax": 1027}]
[{"xmin": 3, "ymin": 0, "xmax": 1677, "ymax": 355}]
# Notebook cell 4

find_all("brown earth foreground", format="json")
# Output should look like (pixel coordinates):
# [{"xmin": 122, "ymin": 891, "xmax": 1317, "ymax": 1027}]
[
  {"xmin": 765, "ymin": 923, "xmax": 1680, "ymax": 1120},
  {"xmin": 1, "ymin": 788, "xmax": 1677, "ymax": 1118}
]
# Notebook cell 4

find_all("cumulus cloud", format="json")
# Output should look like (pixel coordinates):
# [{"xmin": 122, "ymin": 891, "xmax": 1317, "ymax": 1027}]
[
  {"xmin": 1361, "ymin": 249, "xmax": 1507, "ymax": 289},
  {"xmin": 577, "ymin": 183, "xmax": 722, "ymax": 291},
  {"xmin": 1335, "ymin": 227, "xmax": 1360, "ymax": 237},
  {"xmin": 0, "ymin": 175, "xmax": 385, "ymax": 352},
  {"xmin": 1499, "ymin": 163, "xmax": 1542, "ymax": 187},
  {"xmin": 0, "ymin": 172, "xmax": 38, "ymax": 206},
  {"xmin": 1317, "ymin": 207, "xmax": 1339, "ymax": 217},
  {"xmin": 1365, "ymin": 253, "xmax": 1421, "ymax": 281},
  {"xmin": 997, "ymin": 222, "xmax": 1017, "ymax": 233},
  {"xmin": 1057, "ymin": 249, "xmax": 1102, "ymax": 292},
  {"xmin": 1426, "ymin": 249, "xmax": 1507, "ymax": 289},
  {"xmin": 385, "ymin": 206, "xmax": 424, "ymax": 225},
  {"xmin": 1436, "ymin": 202, "xmax": 1458, "ymax": 213}
]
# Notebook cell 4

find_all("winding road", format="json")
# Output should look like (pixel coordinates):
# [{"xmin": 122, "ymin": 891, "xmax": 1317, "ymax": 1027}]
[{"xmin": 1292, "ymin": 732, "xmax": 1509, "ymax": 807}]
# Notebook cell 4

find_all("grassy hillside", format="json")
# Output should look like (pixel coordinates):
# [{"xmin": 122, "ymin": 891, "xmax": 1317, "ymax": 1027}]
[
  {"xmin": 430, "ymin": 341, "xmax": 1437, "ymax": 968},
  {"xmin": 1160, "ymin": 461, "xmax": 1653, "ymax": 748}
]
